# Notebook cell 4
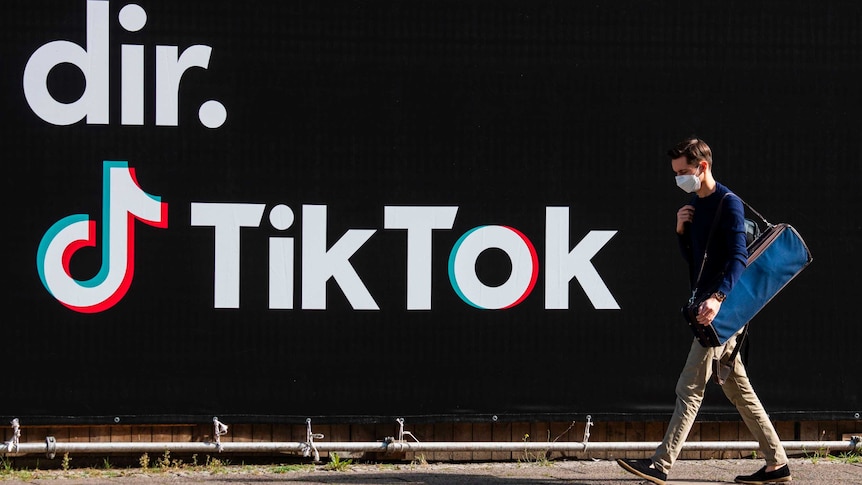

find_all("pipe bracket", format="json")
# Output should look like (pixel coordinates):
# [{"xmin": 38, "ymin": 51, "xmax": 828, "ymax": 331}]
[
  {"xmin": 5, "ymin": 419, "xmax": 20, "ymax": 453},
  {"xmin": 45, "ymin": 436, "xmax": 56, "ymax": 460},
  {"xmin": 302, "ymin": 418, "xmax": 324, "ymax": 462},
  {"xmin": 397, "ymin": 418, "xmax": 419, "ymax": 443},
  {"xmin": 213, "ymin": 417, "xmax": 229, "ymax": 452},
  {"xmin": 583, "ymin": 415, "xmax": 594, "ymax": 444}
]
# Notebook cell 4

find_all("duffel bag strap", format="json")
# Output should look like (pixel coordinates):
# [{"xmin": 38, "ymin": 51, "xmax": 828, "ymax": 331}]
[
  {"xmin": 732, "ymin": 193, "xmax": 773, "ymax": 228},
  {"xmin": 724, "ymin": 323, "xmax": 748, "ymax": 364}
]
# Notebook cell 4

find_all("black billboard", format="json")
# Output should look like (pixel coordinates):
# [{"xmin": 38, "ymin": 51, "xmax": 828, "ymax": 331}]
[{"xmin": 2, "ymin": 0, "xmax": 859, "ymax": 424}]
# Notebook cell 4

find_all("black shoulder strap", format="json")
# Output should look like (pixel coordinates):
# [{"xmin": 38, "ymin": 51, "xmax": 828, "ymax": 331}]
[{"xmin": 724, "ymin": 324, "xmax": 748, "ymax": 364}]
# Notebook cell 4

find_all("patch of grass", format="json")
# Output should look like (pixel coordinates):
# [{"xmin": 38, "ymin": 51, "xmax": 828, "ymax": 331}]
[
  {"xmin": 821, "ymin": 444, "xmax": 862, "ymax": 465},
  {"xmin": 15, "ymin": 469, "xmax": 35, "ymax": 481},
  {"xmin": 270, "ymin": 464, "xmax": 312, "ymax": 473},
  {"xmin": 0, "ymin": 466, "xmax": 39, "ymax": 482},
  {"xmin": 830, "ymin": 451, "xmax": 862, "ymax": 464},
  {"xmin": 0, "ymin": 453, "xmax": 327, "ymax": 482},
  {"xmin": 324, "ymin": 452, "xmax": 352, "ymax": 472}
]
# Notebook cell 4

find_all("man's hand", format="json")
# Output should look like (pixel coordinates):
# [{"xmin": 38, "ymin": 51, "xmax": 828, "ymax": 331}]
[
  {"xmin": 676, "ymin": 205, "xmax": 695, "ymax": 235},
  {"xmin": 696, "ymin": 297, "xmax": 722, "ymax": 325}
]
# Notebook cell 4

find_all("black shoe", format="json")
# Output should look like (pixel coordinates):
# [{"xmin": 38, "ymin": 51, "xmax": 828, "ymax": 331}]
[
  {"xmin": 616, "ymin": 458, "xmax": 667, "ymax": 485},
  {"xmin": 735, "ymin": 464, "xmax": 792, "ymax": 484}
]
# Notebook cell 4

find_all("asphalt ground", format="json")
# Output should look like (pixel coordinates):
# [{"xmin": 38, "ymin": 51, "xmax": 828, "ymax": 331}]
[{"xmin": 2, "ymin": 458, "xmax": 861, "ymax": 484}]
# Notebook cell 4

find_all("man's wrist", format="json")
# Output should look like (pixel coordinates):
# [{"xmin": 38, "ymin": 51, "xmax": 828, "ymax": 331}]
[{"xmin": 711, "ymin": 291, "xmax": 727, "ymax": 302}]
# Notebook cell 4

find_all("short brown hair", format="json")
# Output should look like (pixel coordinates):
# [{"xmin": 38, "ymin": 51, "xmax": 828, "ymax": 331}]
[{"xmin": 668, "ymin": 137, "xmax": 712, "ymax": 166}]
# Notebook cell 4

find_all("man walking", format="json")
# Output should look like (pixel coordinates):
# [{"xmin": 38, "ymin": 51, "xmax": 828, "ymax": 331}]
[{"xmin": 616, "ymin": 138, "xmax": 791, "ymax": 485}]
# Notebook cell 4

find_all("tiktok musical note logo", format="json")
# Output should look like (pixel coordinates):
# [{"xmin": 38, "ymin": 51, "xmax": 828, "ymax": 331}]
[{"xmin": 37, "ymin": 161, "xmax": 168, "ymax": 313}]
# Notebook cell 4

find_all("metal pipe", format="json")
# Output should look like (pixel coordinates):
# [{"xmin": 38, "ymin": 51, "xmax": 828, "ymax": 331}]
[
  {"xmin": 384, "ymin": 440, "xmax": 861, "ymax": 453},
  {"xmin": 4, "ymin": 439, "xmax": 859, "ymax": 457}
]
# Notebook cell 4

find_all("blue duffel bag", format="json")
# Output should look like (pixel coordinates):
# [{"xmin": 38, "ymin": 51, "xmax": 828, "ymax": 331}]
[{"xmin": 683, "ymin": 199, "xmax": 813, "ymax": 347}]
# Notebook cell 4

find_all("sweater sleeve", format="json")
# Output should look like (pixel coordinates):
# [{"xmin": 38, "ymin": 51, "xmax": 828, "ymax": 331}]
[{"xmin": 716, "ymin": 195, "xmax": 749, "ymax": 296}]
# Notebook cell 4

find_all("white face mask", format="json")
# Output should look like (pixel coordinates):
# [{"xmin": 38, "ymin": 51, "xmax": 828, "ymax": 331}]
[
  {"xmin": 675, "ymin": 174, "xmax": 701, "ymax": 193},
  {"xmin": 675, "ymin": 166, "xmax": 702, "ymax": 193}
]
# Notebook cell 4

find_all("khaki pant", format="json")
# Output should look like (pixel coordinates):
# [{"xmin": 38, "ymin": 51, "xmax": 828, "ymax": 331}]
[{"xmin": 652, "ymin": 337, "xmax": 788, "ymax": 473}]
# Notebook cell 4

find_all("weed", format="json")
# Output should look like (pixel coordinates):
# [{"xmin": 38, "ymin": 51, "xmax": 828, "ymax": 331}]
[
  {"xmin": 61, "ymin": 453, "xmax": 72, "ymax": 471},
  {"xmin": 0, "ymin": 456, "xmax": 12, "ymax": 474},
  {"xmin": 830, "ymin": 450, "xmax": 862, "ymax": 464},
  {"xmin": 324, "ymin": 452, "xmax": 352, "ymax": 472},
  {"xmin": 156, "ymin": 450, "xmax": 182, "ymax": 470},
  {"xmin": 139, "ymin": 452, "xmax": 149, "ymax": 470},
  {"xmin": 807, "ymin": 447, "xmax": 830, "ymax": 464},
  {"xmin": 205, "ymin": 455, "xmax": 229, "ymax": 473},
  {"xmin": 156, "ymin": 450, "xmax": 170, "ymax": 469},
  {"xmin": 102, "ymin": 457, "xmax": 112, "ymax": 470},
  {"xmin": 409, "ymin": 453, "xmax": 428, "ymax": 467},
  {"xmin": 807, "ymin": 434, "xmax": 830, "ymax": 465},
  {"xmin": 518, "ymin": 433, "xmax": 552, "ymax": 467}
]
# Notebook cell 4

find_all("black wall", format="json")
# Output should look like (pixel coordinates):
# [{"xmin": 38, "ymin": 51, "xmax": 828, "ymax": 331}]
[{"xmin": 2, "ymin": 0, "xmax": 858, "ymax": 425}]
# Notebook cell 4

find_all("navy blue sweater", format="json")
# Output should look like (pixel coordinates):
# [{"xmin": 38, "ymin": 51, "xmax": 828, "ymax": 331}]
[{"xmin": 678, "ymin": 183, "xmax": 748, "ymax": 297}]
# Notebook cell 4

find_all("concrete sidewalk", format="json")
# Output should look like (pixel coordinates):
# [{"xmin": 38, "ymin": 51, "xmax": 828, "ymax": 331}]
[{"xmin": 4, "ymin": 457, "xmax": 861, "ymax": 484}]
